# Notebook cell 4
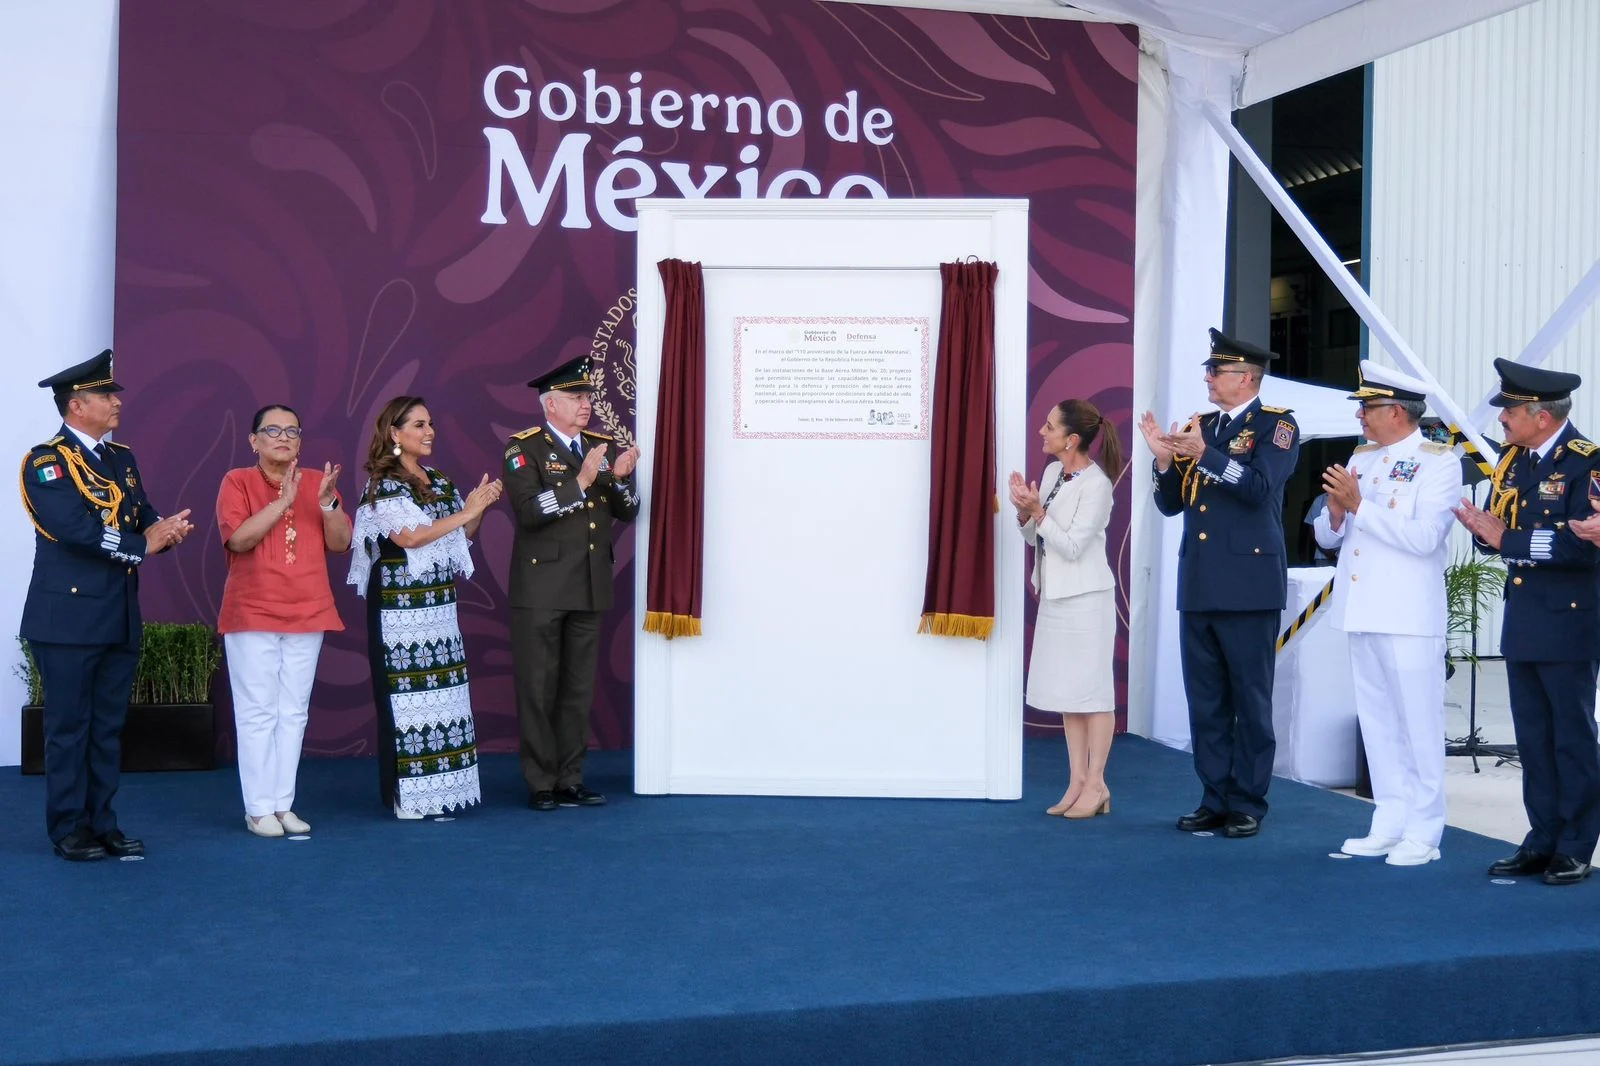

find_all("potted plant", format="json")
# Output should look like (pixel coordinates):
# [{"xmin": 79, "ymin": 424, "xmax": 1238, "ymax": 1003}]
[
  {"xmin": 18, "ymin": 621, "xmax": 223, "ymax": 774},
  {"xmin": 1444, "ymin": 551, "xmax": 1507, "ymax": 675}
]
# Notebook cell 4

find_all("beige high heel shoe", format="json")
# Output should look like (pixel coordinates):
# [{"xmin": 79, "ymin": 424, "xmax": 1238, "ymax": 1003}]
[
  {"xmin": 1063, "ymin": 788, "xmax": 1111, "ymax": 820},
  {"xmin": 1046, "ymin": 787, "xmax": 1083, "ymax": 816}
]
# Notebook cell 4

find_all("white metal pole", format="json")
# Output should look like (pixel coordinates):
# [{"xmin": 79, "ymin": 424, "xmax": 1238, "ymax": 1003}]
[
  {"xmin": 1466, "ymin": 255, "xmax": 1600, "ymax": 429},
  {"xmin": 1202, "ymin": 104, "xmax": 1500, "ymax": 465}
]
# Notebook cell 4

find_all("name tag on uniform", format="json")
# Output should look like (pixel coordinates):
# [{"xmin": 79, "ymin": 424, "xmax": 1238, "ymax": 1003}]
[{"xmin": 1387, "ymin": 460, "xmax": 1419, "ymax": 483}]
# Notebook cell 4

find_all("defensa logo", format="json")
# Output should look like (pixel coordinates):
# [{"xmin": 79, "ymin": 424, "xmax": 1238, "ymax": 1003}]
[{"xmin": 589, "ymin": 288, "xmax": 637, "ymax": 449}]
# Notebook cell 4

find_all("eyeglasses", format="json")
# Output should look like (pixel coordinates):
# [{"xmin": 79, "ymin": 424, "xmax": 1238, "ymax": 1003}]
[
  {"xmin": 1357, "ymin": 402, "xmax": 1400, "ymax": 412},
  {"xmin": 256, "ymin": 425, "xmax": 303, "ymax": 439},
  {"xmin": 1204, "ymin": 367, "xmax": 1248, "ymax": 378}
]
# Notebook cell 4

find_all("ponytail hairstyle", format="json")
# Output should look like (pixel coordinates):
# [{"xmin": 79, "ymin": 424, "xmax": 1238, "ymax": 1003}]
[
  {"xmin": 1055, "ymin": 399, "xmax": 1125, "ymax": 480},
  {"xmin": 363, "ymin": 395, "xmax": 439, "ymax": 503}
]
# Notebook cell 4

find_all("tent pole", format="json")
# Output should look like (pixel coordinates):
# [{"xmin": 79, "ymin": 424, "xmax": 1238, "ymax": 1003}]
[{"xmin": 1201, "ymin": 104, "xmax": 1499, "ymax": 466}]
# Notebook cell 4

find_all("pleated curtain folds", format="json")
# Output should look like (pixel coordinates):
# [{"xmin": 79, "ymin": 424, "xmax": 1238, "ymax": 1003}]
[
  {"xmin": 643, "ymin": 258, "xmax": 706, "ymax": 638},
  {"xmin": 919, "ymin": 261, "xmax": 999, "ymax": 640}
]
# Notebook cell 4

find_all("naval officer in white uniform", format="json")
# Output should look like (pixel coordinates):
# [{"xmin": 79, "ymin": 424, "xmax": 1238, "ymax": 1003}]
[{"xmin": 1314, "ymin": 362, "xmax": 1463, "ymax": 866}]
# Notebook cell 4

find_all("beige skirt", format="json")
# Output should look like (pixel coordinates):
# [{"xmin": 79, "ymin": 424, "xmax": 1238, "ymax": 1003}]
[{"xmin": 1026, "ymin": 588, "xmax": 1116, "ymax": 715}]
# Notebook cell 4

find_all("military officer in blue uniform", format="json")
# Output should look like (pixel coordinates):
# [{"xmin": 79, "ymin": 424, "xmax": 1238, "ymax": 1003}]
[
  {"xmin": 20, "ymin": 350, "xmax": 194, "ymax": 861},
  {"xmin": 1139, "ymin": 329, "xmax": 1301, "ymax": 838},
  {"xmin": 1455, "ymin": 359, "xmax": 1600, "ymax": 885}
]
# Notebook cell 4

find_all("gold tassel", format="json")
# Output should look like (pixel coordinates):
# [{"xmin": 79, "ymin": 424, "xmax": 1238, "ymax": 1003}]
[
  {"xmin": 643, "ymin": 611, "xmax": 703, "ymax": 639},
  {"xmin": 917, "ymin": 612, "xmax": 995, "ymax": 640}
]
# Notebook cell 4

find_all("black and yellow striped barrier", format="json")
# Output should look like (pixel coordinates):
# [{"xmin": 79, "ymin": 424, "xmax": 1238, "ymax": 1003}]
[{"xmin": 1274, "ymin": 427, "xmax": 1501, "ymax": 655}]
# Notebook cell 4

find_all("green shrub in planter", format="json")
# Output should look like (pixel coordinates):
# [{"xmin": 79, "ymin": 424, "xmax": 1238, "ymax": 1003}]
[
  {"xmin": 15, "ymin": 622, "xmax": 222, "ymax": 706},
  {"xmin": 15, "ymin": 623, "xmax": 223, "ymax": 774}
]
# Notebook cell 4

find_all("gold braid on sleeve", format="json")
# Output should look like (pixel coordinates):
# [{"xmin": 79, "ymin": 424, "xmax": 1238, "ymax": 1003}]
[
  {"xmin": 1172, "ymin": 454, "xmax": 1202, "ymax": 507},
  {"xmin": 1486, "ymin": 446, "xmax": 1520, "ymax": 531}
]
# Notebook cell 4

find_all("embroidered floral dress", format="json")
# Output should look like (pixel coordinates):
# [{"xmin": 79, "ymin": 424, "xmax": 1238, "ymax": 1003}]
[{"xmin": 348, "ymin": 470, "xmax": 481, "ymax": 816}]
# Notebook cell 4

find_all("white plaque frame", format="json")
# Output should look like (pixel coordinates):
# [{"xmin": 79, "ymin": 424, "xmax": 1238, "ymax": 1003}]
[{"xmin": 633, "ymin": 199, "xmax": 1028, "ymax": 799}]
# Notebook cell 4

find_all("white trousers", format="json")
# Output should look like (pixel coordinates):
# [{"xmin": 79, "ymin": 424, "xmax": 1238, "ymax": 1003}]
[
  {"xmin": 1349, "ymin": 631, "xmax": 1447, "ymax": 847},
  {"xmin": 225, "ymin": 631, "xmax": 323, "ymax": 817}
]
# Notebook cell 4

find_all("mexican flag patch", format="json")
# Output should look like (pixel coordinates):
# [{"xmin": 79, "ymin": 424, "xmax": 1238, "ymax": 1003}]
[
  {"xmin": 36, "ymin": 464, "xmax": 63, "ymax": 483},
  {"xmin": 509, "ymin": 454, "xmax": 527, "ymax": 470}
]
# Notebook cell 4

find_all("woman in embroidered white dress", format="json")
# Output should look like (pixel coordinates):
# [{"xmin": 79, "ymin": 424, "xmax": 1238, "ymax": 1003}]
[
  {"xmin": 1009, "ymin": 399, "xmax": 1125, "ymax": 821},
  {"xmin": 348, "ymin": 396, "xmax": 503, "ymax": 819}
]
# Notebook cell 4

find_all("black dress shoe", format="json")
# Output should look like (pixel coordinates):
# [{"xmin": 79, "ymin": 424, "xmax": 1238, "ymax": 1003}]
[
  {"xmin": 1487, "ymin": 846, "xmax": 1552, "ymax": 877},
  {"xmin": 1223, "ymin": 812, "xmax": 1261, "ymax": 838},
  {"xmin": 1176, "ymin": 806, "xmax": 1226, "ymax": 832},
  {"xmin": 1542, "ymin": 853, "xmax": 1592, "ymax": 886},
  {"xmin": 555, "ymin": 784, "xmax": 606, "ymax": 807},
  {"xmin": 528, "ymin": 791, "xmax": 558, "ymax": 812},
  {"xmin": 52, "ymin": 828, "xmax": 107, "ymax": 862},
  {"xmin": 98, "ymin": 830, "xmax": 145, "ymax": 857}
]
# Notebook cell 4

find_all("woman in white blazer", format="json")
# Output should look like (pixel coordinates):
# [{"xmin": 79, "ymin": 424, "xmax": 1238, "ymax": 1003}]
[{"xmin": 1009, "ymin": 399, "xmax": 1124, "ymax": 820}]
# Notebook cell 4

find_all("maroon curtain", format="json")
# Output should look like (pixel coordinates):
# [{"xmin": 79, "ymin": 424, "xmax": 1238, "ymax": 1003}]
[
  {"xmin": 643, "ymin": 259, "xmax": 706, "ymax": 638},
  {"xmin": 919, "ymin": 261, "xmax": 999, "ymax": 639}
]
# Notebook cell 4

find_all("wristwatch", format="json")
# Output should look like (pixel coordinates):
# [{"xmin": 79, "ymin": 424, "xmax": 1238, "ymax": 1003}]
[{"xmin": 321, "ymin": 498, "xmax": 339, "ymax": 512}]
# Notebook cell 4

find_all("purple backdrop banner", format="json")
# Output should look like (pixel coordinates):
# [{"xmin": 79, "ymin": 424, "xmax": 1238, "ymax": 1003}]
[{"xmin": 114, "ymin": 1, "xmax": 1137, "ymax": 756}]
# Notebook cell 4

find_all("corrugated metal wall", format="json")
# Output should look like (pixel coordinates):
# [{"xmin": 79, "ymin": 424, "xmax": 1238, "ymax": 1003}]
[
  {"xmin": 1370, "ymin": 0, "xmax": 1600, "ymax": 655},
  {"xmin": 1371, "ymin": 0, "xmax": 1598, "ymax": 430}
]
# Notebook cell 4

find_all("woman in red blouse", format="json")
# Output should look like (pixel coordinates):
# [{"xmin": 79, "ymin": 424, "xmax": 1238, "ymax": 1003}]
[{"xmin": 216, "ymin": 404, "xmax": 352, "ymax": 838}]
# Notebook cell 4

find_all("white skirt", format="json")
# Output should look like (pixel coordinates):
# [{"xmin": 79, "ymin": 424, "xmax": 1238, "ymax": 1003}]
[{"xmin": 1026, "ymin": 588, "xmax": 1116, "ymax": 715}]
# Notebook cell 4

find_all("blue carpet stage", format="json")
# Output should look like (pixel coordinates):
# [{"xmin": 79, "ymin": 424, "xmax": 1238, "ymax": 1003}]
[{"xmin": 4, "ymin": 737, "xmax": 1600, "ymax": 1066}]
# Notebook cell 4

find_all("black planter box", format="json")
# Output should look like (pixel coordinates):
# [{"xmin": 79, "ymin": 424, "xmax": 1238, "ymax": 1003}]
[{"xmin": 20, "ymin": 704, "xmax": 217, "ymax": 775}]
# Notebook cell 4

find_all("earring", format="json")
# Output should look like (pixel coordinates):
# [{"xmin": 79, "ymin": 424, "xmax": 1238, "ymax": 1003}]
[{"xmin": 392, "ymin": 443, "xmax": 402, "ymax": 457}]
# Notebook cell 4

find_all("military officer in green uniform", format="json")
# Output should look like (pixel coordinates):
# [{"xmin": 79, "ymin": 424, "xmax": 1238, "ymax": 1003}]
[
  {"xmin": 504, "ymin": 355, "xmax": 641, "ymax": 811},
  {"xmin": 19, "ymin": 350, "xmax": 194, "ymax": 861}
]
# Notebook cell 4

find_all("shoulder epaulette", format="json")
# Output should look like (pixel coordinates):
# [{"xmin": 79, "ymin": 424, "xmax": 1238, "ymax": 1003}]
[
  {"xmin": 104, "ymin": 439, "xmax": 131, "ymax": 451},
  {"xmin": 1419, "ymin": 441, "xmax": 1451, "ymax": 455},
  {"xmin": 510, "ymin": 426, "xmax": 542, "ymax": 441},
  {"xmin": 1259, "ymin": 405, "xmax": 1293, "ymax": 415},
  {"xmin": 42, "ymin": 435, "xmax": 64, "ymax": 448},
  {"xmin": 580, "ymin": 429, "xmax": 614, "ymax": 441},
  {"xmin": 1567, "ymin": 438, "xmax": 1597, "ymax": 457},
  {"xmin": 1352, "ymin": 442, "xmax": 1382, "ymax": 454}
]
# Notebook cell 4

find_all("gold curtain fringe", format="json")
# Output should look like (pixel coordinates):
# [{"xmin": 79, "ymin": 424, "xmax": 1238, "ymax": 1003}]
[
  {"xmin": 643, "ymin": 611, "xmax": 702, "ymax": 639},
  {"xmin": 917, "ymin": 612, "xmax": 994, "ymax": 640}
]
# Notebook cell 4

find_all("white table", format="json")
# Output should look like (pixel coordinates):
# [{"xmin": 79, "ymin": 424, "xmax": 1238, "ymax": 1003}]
[{"xmin": 1271, "ymin": 566, "xmax": 1359, "ymax": 788}]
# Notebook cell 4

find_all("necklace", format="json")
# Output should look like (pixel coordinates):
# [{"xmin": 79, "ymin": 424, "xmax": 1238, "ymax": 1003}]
[{"xmin": 257, "ymin": 464, "xmax": 297, "ymax": 565}]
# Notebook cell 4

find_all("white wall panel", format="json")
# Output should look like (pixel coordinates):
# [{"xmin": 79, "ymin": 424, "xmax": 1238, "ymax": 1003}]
[
  {"xmin": 1371, "ymin": 0, "xmax": 1600, "ymax": 655},
  {"xmin": 1371, "ymin": 0, "xmax": 1598, "ymax": 434}
]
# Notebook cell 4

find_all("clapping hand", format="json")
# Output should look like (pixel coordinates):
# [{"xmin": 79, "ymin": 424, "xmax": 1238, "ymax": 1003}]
[
  {"xmin": 577, "ymin": 443, "xmax": 608, "ymax": 490},
  {"xmin": 465, "ymin": 473, "xmax": 503, "ymax": 515},
  {"xmin": 278, "ymin": 460, "xmax": 303, "ymax": 510},
  {"xmin": 1321, "ymin": 464, "xmax": 1361, "ymax": 521},
  {"xmin": 1138, "ymin": 411, "xmax": 1176, "ymax": 468},
  {"xmin": 1570, "ymin": 514, "xmax": 1600, "ymax": 546},
  {"xmin": 612, "ymin": 446, "xmax": 640, "ymax": 478},
  {"xmin": 146, "ymin": 508, "xmax": 195, "ymax": 552},
  {"xmin": 316, "ymin": 461, "xmax": 341, "ymax": 508},
  {"xmin": 1453, "ymin": 497, "xmax": 1507, "ymax": 549},
  {"xmin": 1007, "ymin": 470, "xmax": 1041, "ymax": 523},
  {"xmin": 1163, "ymin": 414, "xmax": 1207, "ymax": 460}
]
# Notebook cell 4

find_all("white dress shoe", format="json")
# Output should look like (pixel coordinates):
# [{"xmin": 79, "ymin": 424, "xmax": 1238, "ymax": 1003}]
[
  {"xmin": 1385, "ymin": 839, "xmax": 1442, "ymax": 866},
  {"xmin": 394, "ymin": 802, "xmax": 424, "ymax": 821},
  {"xmin": 1340, "ymin": 834, "xmax": 1400, "ymax": 857},
  {"xmin": 276, "ymin": 812, "xmax": 311, "ymax": 834},
  {"xmin": 247, "ymin": 814, "xmax": 285, "ymax": 838}
]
